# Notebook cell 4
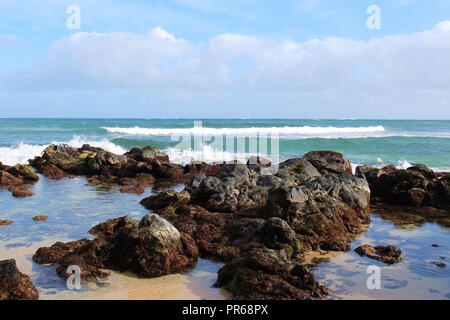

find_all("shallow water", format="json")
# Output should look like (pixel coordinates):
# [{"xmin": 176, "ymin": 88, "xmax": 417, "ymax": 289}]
[
  {"xmin": 312, "ymin": 215, "xmax": 450, "ymax": 300},
  {"xmin": 0, "ymin": 175, "xmax": 449, "ymax": 300},
  {"xmin": 0, "ymin": 175, "xmax": 229, "ymax": 300}
]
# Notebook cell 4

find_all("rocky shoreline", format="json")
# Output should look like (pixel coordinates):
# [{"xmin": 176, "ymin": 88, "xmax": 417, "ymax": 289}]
[{"xmin": 0, "ymin": 144, "xmax": 448, "ymax": 300}]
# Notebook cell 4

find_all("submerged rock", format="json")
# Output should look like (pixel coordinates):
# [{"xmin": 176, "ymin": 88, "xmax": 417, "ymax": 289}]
[
  {"xmin": 8, "ymin": 187, "xmax": 34, "ymax": 198},
  {"xmin": 0, "ymin": 259, "xmax": 39, "ymax": 300},
  {"xmin": 33, "ymin": 214, "xmax": 198, "ymax": 280},
  {"xmin": 32, "ymin": 215, "xmax": 48, "ymax": 221},
  {"xmin": 0, "ymin": 220, "xmax": 13, "ymax": 226},
  {"xmin": 354, "ymin": 244, "xmax": 403, "ymax": 264}
]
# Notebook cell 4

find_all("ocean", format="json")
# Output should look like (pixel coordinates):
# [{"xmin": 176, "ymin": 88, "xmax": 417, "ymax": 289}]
[{"xmin": 0, "ymin": 119, "xmax": 449, "ymax": 171}]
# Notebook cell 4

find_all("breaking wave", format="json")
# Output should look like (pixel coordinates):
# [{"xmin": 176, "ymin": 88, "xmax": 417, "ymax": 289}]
[
  {"xmin": 0, "ymin": 136, "xmax": 127, "ymax": 166},
  {"xmin": 101, "ymin": 125, "xmax": 387, "ymax": 137}
]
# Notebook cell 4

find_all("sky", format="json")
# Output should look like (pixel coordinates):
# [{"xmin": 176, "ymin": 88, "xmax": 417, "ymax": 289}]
[{"xmin": 0, "ymin": 0, "xmax": 449, "ymax": 119}]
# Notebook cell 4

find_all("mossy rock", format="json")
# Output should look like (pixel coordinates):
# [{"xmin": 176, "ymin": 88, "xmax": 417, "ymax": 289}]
[
  {"xmin": 32, "ymin": 215, "xmax": 48, "ymax": 221},
  {"xmin": 291, "ymin": 161, "xmax": 305, "ymax": 174}
]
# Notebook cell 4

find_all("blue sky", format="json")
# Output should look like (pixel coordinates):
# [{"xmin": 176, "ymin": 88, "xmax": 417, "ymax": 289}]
[{"xmin": 1, "ymin": 0, "xmax": 450, "ymax": 118}]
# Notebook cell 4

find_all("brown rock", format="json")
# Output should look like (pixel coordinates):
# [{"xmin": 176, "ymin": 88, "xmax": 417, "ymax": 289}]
[
  {"xmin": 0, "ymin": 172, "xmax": 23, "ymax": 186},
  {"xmin": 215, "ymin": 247, "xmax": 327, "ymax": 300},
  {"xmin": 119, "ymin": 185, "xmax": 145, "ymax": 194},
  {"xmin": 7, "ymin": 164, "xmax": 39, "ymax": 182},
  {"xmin": 33, "ymin": 214, "xmax": 198, "ymax": 281},
  {"xmin": 355, "ymin": 244, "xmax": 403, "ymax": 264},
  {"xmin": 0, "ymin": 220, "xmax": 13, "ymax": 226},
  {"xmin": 38, "ymin": 164, "xmax": 67, "ymax": 180},
  {"xmin": 32, "ymin": 215, "xmax": 48, "ymax": 221},
  {"xmin": 304, "ymin": 150, "xmax": 352, "ymax": 175},
  {"xmin": 8, "ymin": 187, "xmax": 34, "ymax": 198},
  {"xmin": 0, "ymin": 259, "xmax": 39, "ymax": 300}
]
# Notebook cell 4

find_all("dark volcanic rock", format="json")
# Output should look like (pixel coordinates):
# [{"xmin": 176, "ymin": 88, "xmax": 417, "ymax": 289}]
[
  {"xmin": 183, "ymin": 158, "xmax": 327, "ymax": 214},
  {"xmin": 268, "ymin": 174, "xmax": 370, "ymax": 251},
  {"xmin": 355, "ymin": 244, "xmax": 403, "ymax": 264},
  {"xmin": 30, "ymin": 144, "xmax": 219, "ymax": 188},
  {"xmin": 304, "ymin": 151, "xmax": 352, "ymax": 175},
  {"xmin": 215, "ymin": 247, "xmax": 327, "ymax": 300},
  {"xmin": 7, "ymin": 164, "xmax": 39, "ymax": 182},
  {"xmin": 0, "ymin": 164, "xmax": 38, "ymax": 198},
  {"xmin": 142, "ymin": 153, "xmax": 370, "ymax": 300},
  {"xmin": 34, "ymin": 144, "xmax": 90, "ymax": 174},
  {"xmin": 125, "ymin": 146, "xmax": 169, "ymax": 162},
  {"xmin": 33, "ymin": 214, "xmax": 198, "ymax": 280},
  {"xmin": 357, "ymin": 164, "xmax": 449, "ymax": 210},
  {"xmin": 0, "ymin": 259, "xmax": 39, "ymax": 300},
  {"xmin": 147, "ymin": 155, "xmax": 370, "ymax": 254},
  {"xmin": 140, "ymin": 190, "xmax": 191, "ymax": 211}
]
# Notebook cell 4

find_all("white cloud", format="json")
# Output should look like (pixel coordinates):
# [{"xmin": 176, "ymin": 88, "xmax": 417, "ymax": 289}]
[{"xmin": 4, "ymin": 22, "xmax": 450, "ymax": 104}]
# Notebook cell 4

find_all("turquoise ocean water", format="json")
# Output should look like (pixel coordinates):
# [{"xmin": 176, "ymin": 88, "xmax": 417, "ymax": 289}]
[{"xmin": 0, "ymin": 119, "xmax": 449, "ymax": 171}]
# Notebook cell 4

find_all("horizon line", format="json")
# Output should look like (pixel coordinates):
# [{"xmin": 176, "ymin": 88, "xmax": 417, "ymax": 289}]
[{"xmin": 1, "ymin": 117, "xmax": 449, "ymax": 121}]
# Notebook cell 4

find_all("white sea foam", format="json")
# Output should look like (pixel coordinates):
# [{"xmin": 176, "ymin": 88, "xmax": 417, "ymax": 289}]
[
  {"xmin": 102, "ymin": 125, "xmax": 387, "ymax": 137},
  {"xmin": 163, "ymin": 144, "xmax": 280, "ymax": 165},
  {"xmin": 350, "ymin": 159, "xmax": 450, "ymax": 174},
  {"xmin": 397, "ymin": 160, "xmax": 413, "ymax": 170},
  {"xmin": 0, "ymin": 136, "xmax": 127, "ymax": 166}
]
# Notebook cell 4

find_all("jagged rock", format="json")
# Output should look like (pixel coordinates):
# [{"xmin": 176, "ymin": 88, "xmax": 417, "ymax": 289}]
[
  {"xmin": 357, "ymin": 164, "xmax": 449, "ymax": 210},
  {"xmin": 215, "ymin": 247, "xmax": 327, "ymax": 300},
  {"xmin": 149, "ymin": 160, "xmax": 185, "ymax": 179},
  {"xmin": 35, "ymin": 144, "xmax": 90, "ymax": 174},
  {"xmin": 0, "ymin": 259, "xmax": 39, "ymax": 300},
  {"xmin": 33, "ymin": 214, "xmax": 198, "ymax": 280},
  {"xmin": 37, "ymin": 164, "xmax": 66, "ymax": 180},
  {"xmin": 7, "ymin": 164, "xmax": 39, "ymax": 182},
  {"xmin": 268, "ymin": 174, "xmax": 370, "ymax": 251},
  {"xmin": 125, "ymin": 146, "xmax": 169, "ymax": 162},
  {"xmin": 88, "ymin": 150, "xmax": 127, "ymax": 172},
  {"xmin": 0, "ymin": 172, "xmax": 23, "ymax": 186},
  {"xmin": 140, "ymin": 190, "xmax": 191, "ymax": 210},
  {"xmin": 261, "ymin": 217, "xmax": 302, "ymax": 256},
  {"xmin": 355, "ymin": 244, "xmax": 403, "ymax": 264},
  {"xmin": 304, "ymin": 151, "xmax": 352, "ymax": 175}
]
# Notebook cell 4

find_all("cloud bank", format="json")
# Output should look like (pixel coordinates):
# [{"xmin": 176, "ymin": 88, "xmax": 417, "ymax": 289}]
[
  {"xmin": 3, "ymin": 21, "xmax": 450, "ymax": 118},
  {"xmin": 7, "ymin": 22, "xmax": 450, "ymax": 92}
]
